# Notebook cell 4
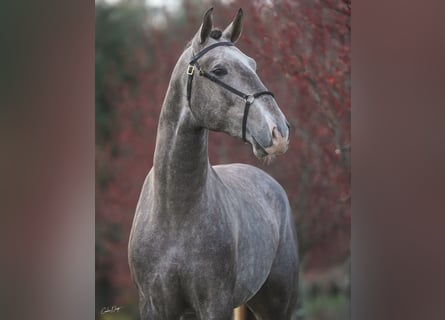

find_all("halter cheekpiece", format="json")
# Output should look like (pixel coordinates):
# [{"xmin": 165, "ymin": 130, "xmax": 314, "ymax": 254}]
[{"xmin": 186, "ymin": 41, "xmax": 274, "ymax": 142}]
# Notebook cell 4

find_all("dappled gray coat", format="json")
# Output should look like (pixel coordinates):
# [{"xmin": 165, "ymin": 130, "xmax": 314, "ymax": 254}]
[{"xmin": 128, "ymin": 8, "xmax": 299, "ymax": 320}]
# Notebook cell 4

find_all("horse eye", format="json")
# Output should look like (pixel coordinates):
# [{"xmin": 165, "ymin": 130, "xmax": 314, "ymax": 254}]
[{"xmin": 212, "ymin": 67, "xmax": 227, "ymax": 76}]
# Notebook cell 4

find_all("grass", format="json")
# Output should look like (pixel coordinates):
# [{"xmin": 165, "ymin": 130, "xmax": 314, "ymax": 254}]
[{"xmin": 300, "ymin": 292, "xmax": 349, "ymax": 320}]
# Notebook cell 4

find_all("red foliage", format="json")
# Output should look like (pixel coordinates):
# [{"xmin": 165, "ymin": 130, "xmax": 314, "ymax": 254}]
[{"xmin": 96, "ymin": 0, "xmax": 350, "ymax": 305}]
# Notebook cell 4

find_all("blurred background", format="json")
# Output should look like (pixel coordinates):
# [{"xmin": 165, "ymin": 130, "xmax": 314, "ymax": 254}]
[{"xmin": 95, "ymin": 0, "xmax": 350, "ymax": 319}]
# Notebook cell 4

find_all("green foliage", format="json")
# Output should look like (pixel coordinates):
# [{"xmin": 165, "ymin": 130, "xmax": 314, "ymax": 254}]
[
  {"xmin": 95, "ymin": 1, "xmax": 149, "ymax": 143},
  {"xmin": 302, "ymin": 292, "xmax": 348, "ymax": 320}
]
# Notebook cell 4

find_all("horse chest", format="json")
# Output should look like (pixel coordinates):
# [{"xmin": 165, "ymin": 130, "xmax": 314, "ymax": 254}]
[
  {"xmin": 131, "ymin": 203, "xmax": 235, "ymax": 264},
  {"xmin": 130, "ymin": 162, "xmax": 288, "ymax": 311}
]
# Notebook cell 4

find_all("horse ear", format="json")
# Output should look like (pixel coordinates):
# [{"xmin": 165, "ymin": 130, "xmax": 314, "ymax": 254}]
[
  {"xmin": 191, "ymin": 7, "xmax": 213, "ymax": 50},
  {"xmin": 198, "ymin": 7, "xmax": 214, "ymax": 44},
  {"xmin": 222, "ymin": 8, "xmax": 243, "ymax": 43}
]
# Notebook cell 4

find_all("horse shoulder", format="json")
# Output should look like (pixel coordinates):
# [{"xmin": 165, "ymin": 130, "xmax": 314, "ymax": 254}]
[
  {"xmin": 128, "ymin": 170, "xmax": 155, "ymax": 267},
  {"xmin": 137, "ymin": 168, "xmax": 154, "ymax": 211}
]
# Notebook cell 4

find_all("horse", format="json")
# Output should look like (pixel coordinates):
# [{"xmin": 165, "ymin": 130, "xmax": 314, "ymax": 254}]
[{"xmin": 128, "ymin": 8, "xmax": 299, "ymax": 320}]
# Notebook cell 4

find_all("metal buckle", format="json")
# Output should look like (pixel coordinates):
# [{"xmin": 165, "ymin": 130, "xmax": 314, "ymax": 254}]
[
  {"xmin": 246, "ymin": 95, "xmax": 255, "ymax": 104},
  {"xmin": 187, "ymin": 65, "xmax": 195, "ymax": 75}
]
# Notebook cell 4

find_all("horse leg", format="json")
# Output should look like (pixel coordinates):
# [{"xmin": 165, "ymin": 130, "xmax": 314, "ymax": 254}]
[
  {"xmin": 189, "ymin": 295, "xmax": 234, "ymax": 320},
  {"xmin": 245, "ymin": 277, "xmax": 298, "ymax": 320},
  {"xmin": 246, "ymin": 270, "xmax": 298, "ymax": 320},
  {"xmin": 139, "ymin": 301, "xmax": 184, "ymax": 320},
  {"xmin": 199, "ymin": 309, "xmax": 234, "ymax": 320},
  {"xmin": 246, "ymin": 228, "xmax": 299, "ymax": 320},
  {"xmin": 138, "ymin": 290, "xmax": 187, "ymax": 320},
  {"xmin": 139, "ymin": 303, "xmax": 186, "ymax": 320}
]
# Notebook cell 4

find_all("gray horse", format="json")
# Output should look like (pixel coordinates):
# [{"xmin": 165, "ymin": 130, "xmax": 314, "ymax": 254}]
[{"xmin": 128, "ymin": 8, "xmax": 299, "ymax": 320}]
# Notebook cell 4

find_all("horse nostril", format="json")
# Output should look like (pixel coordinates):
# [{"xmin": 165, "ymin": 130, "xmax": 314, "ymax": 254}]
[
  {"xmin": 272, "ymin": 126, "xmax": 282, "ymax": 139},
  {"xmin": 272, "ymin": 127, "xmax": 276, "ymax": 136},
  {"xmin": 284, "ymin": 120, "xmax": 291, "ymax": 142},
  {"xmin": 271, "ymin": 125, "xmax": 289, "ymax": 142},
  {"xmin": 266, "ymin": 127, "xmax": 289, "ymax": 155}
]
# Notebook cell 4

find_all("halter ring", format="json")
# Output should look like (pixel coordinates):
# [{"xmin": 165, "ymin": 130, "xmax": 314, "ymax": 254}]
[{"xmin": 246, "ymin": 95, "xmax": 255, "ymax": 104}]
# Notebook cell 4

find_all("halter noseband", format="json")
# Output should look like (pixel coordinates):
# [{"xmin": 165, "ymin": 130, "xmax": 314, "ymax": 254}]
[{"xmin": 186, "ymin": 41, "xmax": 274, "ymax": 142}]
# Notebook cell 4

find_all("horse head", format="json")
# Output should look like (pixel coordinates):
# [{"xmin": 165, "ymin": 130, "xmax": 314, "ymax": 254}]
[{"xmin": 186, "ymin": 8, "xmax": 290, "ymax": 159}]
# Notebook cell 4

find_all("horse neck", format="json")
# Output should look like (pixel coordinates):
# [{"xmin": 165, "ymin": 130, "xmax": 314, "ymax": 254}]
[{"xmin": 152, "ymin": 63, "xmax": 210, "ymax": 212}]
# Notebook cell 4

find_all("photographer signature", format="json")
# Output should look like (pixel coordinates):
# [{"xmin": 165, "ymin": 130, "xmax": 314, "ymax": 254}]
[{"xmin": 100, "ymin": 306, "xmax": 123, "ymax": 315}]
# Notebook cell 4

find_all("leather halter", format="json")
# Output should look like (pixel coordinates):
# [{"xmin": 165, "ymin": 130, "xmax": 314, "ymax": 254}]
[{"xmin": 186, "ymin": 41, "xmax": 274, "ymax": 142}]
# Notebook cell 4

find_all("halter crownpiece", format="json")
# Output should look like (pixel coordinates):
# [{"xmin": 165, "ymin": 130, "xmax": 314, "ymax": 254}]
[{"xmin": 186, "ymin": 41, "xmax": 275, "ymax": 142}]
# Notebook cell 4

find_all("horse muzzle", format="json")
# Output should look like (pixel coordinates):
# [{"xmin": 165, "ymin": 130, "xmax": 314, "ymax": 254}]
[
  {"xmin": 251, "ymin": 126, "xmax": 289, "ymax": 159},
  {"xmin": 264, "ymin": 127, "xmax": 289, "ymax": 156}
]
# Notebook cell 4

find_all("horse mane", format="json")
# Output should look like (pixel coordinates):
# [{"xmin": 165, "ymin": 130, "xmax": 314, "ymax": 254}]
[
  {"xmin": 185, "ymin": 28, "xmax": 223, "ymax": 49},
  {"xmin": 209, "ymin": 29, "xmax": 222, "ymax": 39}
]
